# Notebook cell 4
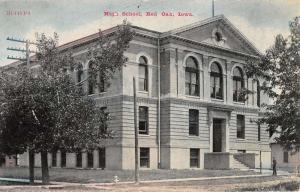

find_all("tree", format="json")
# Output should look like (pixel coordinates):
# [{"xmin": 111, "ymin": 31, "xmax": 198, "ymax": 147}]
[
  {"xmin": 0, "ymin": 21, "xmax": 134, "ymax": 184},
  {"xmin": 245, "ymin": 16, "xmax": 300, "ymax": 151}
]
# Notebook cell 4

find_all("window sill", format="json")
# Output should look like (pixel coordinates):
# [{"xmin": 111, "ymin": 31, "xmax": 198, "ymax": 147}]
[
  {"xmin": 138, "ymin": 91, "xmax": 148, "ymax": 94},
  {"xmin": 185, "ymin": 95, "xmax": 200, "ymax": 99},
  {"xmin": 140, "ymin": 167, "xmax": 151, "ymax": 170},
  {"xmin": 188, "ymin": 135, "xmax": 199, "ymax": 138},
  {"xmin": 190, "ymin": 167, "xmax": 201, "ymax": 169},
  {"xmin": 211, "ymin": 98, "xmax": 224, "ymax": 102},
  {"xmin": 236, "ymin": 138, "xmax": 246, "ymax": 141},
  {"xmin": 88, "ymin": 92, "xmax": 107, "ymax": 96},
  {"xmin": 139, "ymin": 134, "xmax": 150, "ymax": 137},
  {"xmin": 233, "ymin": 101, "xmax": 245, "ymax": 105}
]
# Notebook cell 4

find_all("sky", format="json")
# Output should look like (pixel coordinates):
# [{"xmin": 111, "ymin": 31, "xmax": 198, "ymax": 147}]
[{"xmin": 0, "ymin": 0, "xmax": 299, "ymax": 66}]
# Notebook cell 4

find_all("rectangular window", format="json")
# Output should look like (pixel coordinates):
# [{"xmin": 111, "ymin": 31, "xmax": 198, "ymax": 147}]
[
  {"xmin": 139, "ymin": 65, "xmax": 148, "ymax": 91},
  {"xmin": 99, "ymin": 73, "xmax": 107, "ymax": 93},
  {"xmin": 190, "ymin": 149, "xmax": 199, "ymax": 168},
  {"xmin": 76, "ymin": 152, "xmax": 82, "ymax": 168},
  {"xmin": 140, "ymin": 148, "xmax": 150, "ymax": 168},
  {"xmin": 258, "ymin": 124, "xmax": 261, "ymax": 141},
  {"xmin": 87, "ymin": 151, "xmax": 93, "ymax": 168},
  {"xmin": 139, "ymin": 106, "xmax": 148, "ymax": 134},
  {"xmin": 0, "ymin": 156, "xmax": 5, "ymax": 167},
  {"xmin": 257, "ymin": 82, "xmax": 261, "ymax": 107},
  {"xmin": 189, "ymin": 109, "xmax": 199, "ymax": 136},
  {"xmin": 186, "ymin": 71, "xmax": 199, "ymax": 96},
  {"xmin": 51, "ymin": 151, "xmax": 57, "ymax": 167},
  {"xmin": 237, "ymin": 115, "xmax": 245, "ymax": 139},
  {"xmin": 283, "ymin": 151, "xmax": 289, "ymax": 163},
  {"xmin": 61, "ymin": 151, "xmax": 66, "ymax": 167},
  {"xmin": 100, "ymin": 107, "xmax": 108, "ymax": 134},
  {"xmin": 88, "ymin": 81, "xmax": 95, "ymax": 95},
  {"xmin": 185, "ymin": 71, "xmax": 191, "ymax": 95},
  {"xmin": 99, "ymin": 148, "xmax": 105, "ymax": 169}
]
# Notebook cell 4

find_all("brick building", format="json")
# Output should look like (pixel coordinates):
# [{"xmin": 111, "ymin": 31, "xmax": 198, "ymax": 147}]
[{"xmin": 17, "ymin": 15, "xmax": 271, "ymax": 170}]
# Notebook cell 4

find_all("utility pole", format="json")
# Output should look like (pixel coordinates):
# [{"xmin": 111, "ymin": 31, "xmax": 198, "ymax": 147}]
[
  {"xmin": 260, "ymin": 150, "xmax": 262, "ymax": 174},
  {"xmin": 6, "ymin": 37, "xmax": 36, "ymax": 184},
  {"xmin": 212, "ymin": 0, "xmax": 215, "ymax": 17},
  {"xmin": 6, "ymin": 37, "xmax": 36, "ymax": 67},
  {"xmin": 133, "ymin": 77, "xmax": 139, "ymax": 184}
]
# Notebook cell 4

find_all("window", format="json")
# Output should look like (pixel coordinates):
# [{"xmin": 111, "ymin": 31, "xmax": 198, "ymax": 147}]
[
  {"xmin": 210, "ymin": 62, "xmax": 223, "ymax": 99},
  {"xmin": 98, "ymin": 73, "xmax": 107, "ymax": 93},
  {"xmin": 77, "ymin": 64, "xmax": 84, "ymax": 83},
  {"xmin": 51, "ymin": 151, "xmax": 57, "ymax": 167},
  {"xmin": 237, "ymin": 115, "xmax": 245, "ymax": 139},
  {"xmin": 140, "ymin": 148, "xmax": 150, "ymax": 168},
  {"xmin": 61, "ymin": 150, "xmax": 66, "ymax": 167},
  {"xmin": 185, "ymin": 57, "xmax": 199, "ymax": 96},
  {"xmin": 15, "ymin": 154, "xmax": 19, "ymax": 166},
  {"xmin": 258, "ymin": 124, "xmax": 261, "ymax": 141},
  {"xmin": 233, "ymin": 67, "xmax": 244, "ymax": 102},
  {"xmin": 100, "ymin": 107, "xmax": 108, "ymax": 134},
  {"xmin": 190, "ymin": 149, "xmax": 199, "ymax": 168},
  {"xmin": 76, "ymin": 152, "xmax": 82, "ymax": 168},
  {"xmin": 139, "ymin": 106, "xmax": 148, "ymax": 134},
  {"xmin": 98, "ymin": 148, "xmax": 105, "ymax": 169},
  {"xmin": 215, "ymin": 32, "xmax": 222, "ymax": 42},
  {"xmin": 257, "ymin": 81, "xmax": 261, "ymax": 107},
  {"xmin": 283, "ymin": 151, "xmax": 289, "ymax": 163},
  {"xmin": 269, "ymin": 129, "xmax": 275, "ymax": 138},
  {"xmin": 87, "ymin": 151, "xmax": 93, "ymax": 168},
  {"xmin": 88, "ymin": 62, "xmax": 96, "ymax": 95},
  {"xmin": 0, "ymin": 156, "xmax": 5, "ymax": 167},
  {"xmin": 189, "ymin": 109, "xmax": 199, "ymax": 136},
  {"xmin": 138, "ymin": 56, "xmax": 148, "ymax": 91}
]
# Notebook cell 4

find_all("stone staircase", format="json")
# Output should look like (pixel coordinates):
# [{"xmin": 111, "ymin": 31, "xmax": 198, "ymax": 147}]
[{"xmin": 231, "ymin": 156, "xmax": 250, "ymax": 170}]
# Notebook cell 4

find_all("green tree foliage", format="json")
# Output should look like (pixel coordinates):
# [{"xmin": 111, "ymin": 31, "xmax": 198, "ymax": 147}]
[
  {"xmin": 0, "ymin": 21, "xmax": 134, "ymax": 184},
  {"xmin": 245, "ymin": 17, "xmax": 300, "ymax": 151}
]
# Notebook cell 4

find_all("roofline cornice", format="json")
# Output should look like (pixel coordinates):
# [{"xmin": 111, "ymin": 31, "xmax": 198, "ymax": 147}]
[{"xmin": 163, "ymin": 35, "xmax": 260, "ymax": 59}]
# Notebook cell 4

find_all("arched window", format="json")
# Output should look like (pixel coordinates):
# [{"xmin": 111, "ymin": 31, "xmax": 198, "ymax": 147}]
[
  {"xmin": 138, "ymin": 56, "xmax": 148, "ymax": 91},
  {"xmin": 88, "ymin": 62, "xmax": 96, "ymax": 95},
  {"xmin": 210, "ymin": 62, "xmax": 223, "ymax": 99},
  {"xmin": 233, "ymin": 67, "xmax": 244, "ymax": 102},
  {"xmin": 185, "ymin": 57, "xmax": 199, "ymax": 96}
]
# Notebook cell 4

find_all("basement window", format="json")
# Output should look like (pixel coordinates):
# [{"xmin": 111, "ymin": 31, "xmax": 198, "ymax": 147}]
[
  {"xmin": 140, "ymin": 148, "xmax": 150, "ymax": 168},
  {"xmin": 190, "ymin": 148, "xmax": 199, "ymax": 168}
]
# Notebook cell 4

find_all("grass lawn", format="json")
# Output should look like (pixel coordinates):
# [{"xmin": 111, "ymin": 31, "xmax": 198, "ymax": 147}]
[
  {"xmin": 0, "ymin": 167, "xmax": 260, "ymax": 183},
  {"xmin": 0, "ymin": 186, "xmax": 105, "ymax": 192},
  {"xmin": 94, "ymin": 175, "xmax": 300, "ymax": 192},
  {"xmin": 0, "ymin": 175, "xmax": 298, "ymax": 192}
]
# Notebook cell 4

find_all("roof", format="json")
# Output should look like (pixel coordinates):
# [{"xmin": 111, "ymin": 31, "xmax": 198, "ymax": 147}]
[{"xmin": 3, "ymin": 15, "xmax": 261, "ymax": 68}]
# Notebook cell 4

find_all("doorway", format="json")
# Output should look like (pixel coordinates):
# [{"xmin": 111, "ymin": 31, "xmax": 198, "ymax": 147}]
[{"xmin": 213, "ymin": 118, "xmax": 224, "ymax": 152}]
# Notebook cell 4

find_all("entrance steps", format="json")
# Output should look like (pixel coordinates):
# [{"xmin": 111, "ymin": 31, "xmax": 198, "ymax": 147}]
[{"xmin": 231, "ymin": 156, "xmax": 250, "ymax": 170}]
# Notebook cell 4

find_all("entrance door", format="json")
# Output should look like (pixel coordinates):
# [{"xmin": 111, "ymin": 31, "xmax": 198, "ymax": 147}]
[{"xmin": 213, "ymin": 119, "xmax": 223, "ymax": 152}]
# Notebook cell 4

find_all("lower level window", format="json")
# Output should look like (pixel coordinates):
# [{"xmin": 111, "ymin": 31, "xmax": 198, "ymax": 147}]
[
  {"xmin": 87, "ymin": 151, "xmax": 93, "ymax": 168},
  {"xmin": 76, "ymin": 152, "xmax": 82, "ymax": 168},
  {"xmin": 140, "ymin": 148, "xmax": 150, "ymax": 168},
  {"xmin": 99, "ymin": 148, "xmax": 105, "ymax": 169},
  {"xmin": 283, "ymin": 151, "xmax": 289, "ymax": 163},
  {"xmin": 61, "ymin": 151, "xmax": 66, "ymax": 167},
  {"xmin": 190, "ymin": 148, "xmax": 199, "ymax": 168},
  {"xmin": 51, "ymin": 151, "xmax": 57, "ymax": 167}
]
